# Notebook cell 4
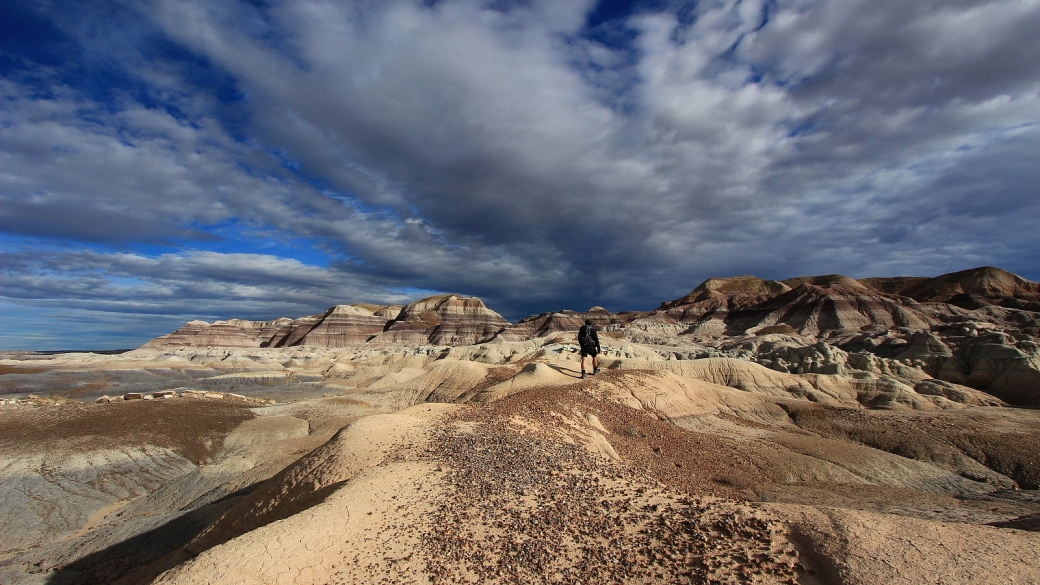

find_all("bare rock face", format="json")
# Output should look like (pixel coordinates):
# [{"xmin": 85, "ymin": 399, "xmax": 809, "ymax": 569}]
[
  {"xmin": 264, "ymin": 313, "xmax": 324, "ymax": 347},
  {"xmin": 780, "ymin": 274, "xmax": 871, "ymax": 290},
  {"xmin": 293, "ymin": 305, "xmax": 391, "ymax": 347},
  {"xmin": 653, "ymin": 281, "xmax": 934, "ymax": 338},
  {"xmin": 499, "ymin": 312, "xmax": 585, "ymax": 340},
  {"xmin": 899, "ymin": 266, "xmax": 1040, "ymax": 310},
  {"xmin": 658, "ymin": 276, "xmax": 789, "ymax": 310},
  {"xmin": 858, "ymin": 267, "xmax": 1040, "ymax": 311},
  {"xmin": 226, "ymin": 318, "xmax": 293, "ymax": 346},
  {"xmin": 143, "ymin": 321, "xmax": 261, "ymax": 349},
  {"xmin": 143, "ymin": 317, "xmax": 301, "ymax": 349},
  {"xmin": 920, "ymin": 321, "xmax": 1040, "ymax": 406},
  {"xmin": 370, "ymin": 295, "xmax": 510, "ymax": 345},
  {"xmin": 145, "ymin": 304, "xmax": 404, "ymax": 350},
  {"xmin": 374, "ymin": 305, "xmax": 404, "ymax": 319},
  {"xmin": 636, "ymin": 270, "xmax": 1040, "ymax": 406},
  {"xmin": 732, "ymin": 283, "xmax": 935, "ymax": 337},
  {"xmin": 858, "ymin": 276, "xmax": 931, "ymax": 295},
  {"xmin": 497, "ymin": 306, "xmax": 625, "ymax": 341},
  {"xmin": 654, "ymin": 268, "xmax": 1040, "ymax": 340},
  {"xmin": 905, "ymin": 266, "xmax": 1040, "ymax": 302}
]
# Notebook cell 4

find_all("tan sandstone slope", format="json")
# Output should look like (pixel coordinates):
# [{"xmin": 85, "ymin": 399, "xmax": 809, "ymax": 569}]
[
  {"xmin": 119, "ymin": 378, "xmax": 1040, "ymax": 583},
  {"xmin": 5, "ymin": 267, "xmax": 1040, "ymax": 582},
  {"xmin": 3, "ymin": 334, "xmax": 1040, "ymax": 584}
]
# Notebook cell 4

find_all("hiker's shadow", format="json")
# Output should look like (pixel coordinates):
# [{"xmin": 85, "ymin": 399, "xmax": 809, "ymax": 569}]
[{"xmin": 544, "ymin": 363, "xmax": 583, "ymax": 379}]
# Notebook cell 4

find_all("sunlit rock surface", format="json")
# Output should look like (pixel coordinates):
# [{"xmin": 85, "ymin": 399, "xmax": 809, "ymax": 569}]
[
  {"xmin": 370, "ymin": 294, "xmax": 511, "ymax": 345},
  {"xmin": 6, "ymin": 266, "xmax": 1039, "ymax": 584}
]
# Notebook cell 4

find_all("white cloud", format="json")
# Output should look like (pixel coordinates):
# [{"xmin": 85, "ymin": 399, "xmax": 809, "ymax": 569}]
[
  {"xmin": 2, "ymin": 0, "xmax": 1039, "ymax": 347},
  {"xmin": 1, "ymin": 248, "xmax": 402, "ymax": 316}
]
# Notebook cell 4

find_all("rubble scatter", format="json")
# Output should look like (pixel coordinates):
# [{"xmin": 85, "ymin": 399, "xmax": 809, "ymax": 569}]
[{"xmin": 421, "ymin": 395, "xmax": 806, "ymax": 584}]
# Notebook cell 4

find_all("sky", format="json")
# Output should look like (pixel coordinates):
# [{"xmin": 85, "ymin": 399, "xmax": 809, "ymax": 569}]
[{"xmin": 1, "ymin": 0, "xmax": 1039, "ymax": 349}]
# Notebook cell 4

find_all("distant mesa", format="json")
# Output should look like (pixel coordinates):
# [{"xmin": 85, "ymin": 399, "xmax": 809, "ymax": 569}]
[
  {"xmin": 143, "ymin": 320, "xmax": 264, "ymax": 349},
  {"xmin": 783, "ymin": 274, "xmax": 870, "ymax": 290},
  {"xmin": 289, "ymin": 304, "xmax": 395, "ymax": 347},
  {"xmin": 145, "ymin": 266, "xmax": 1040, "ymax": 351},
  {"xmin": 856, "ymin": 276, "xmax": 931, "ymax": 296},
  {"xmin": 654, "ymin": 277, "xmax": 934, "ymax": 338},
  {"xmin": 496, "ymin": 307, "xmax": 628, "ymax": 342},
  {"xmin": 369, "ymin": 294, "xmax": 510, "ymax": 346},
  {"xmin": 144, "ymin": 295, "xmax": 508, "ymax": 350},
  {"xmin": 897, "ymin": 266, "xmax": 1040, "ymax": 310},
  {"xmin": 140, "ymin": 267, "xmax": 1040, "ymax": 406}
]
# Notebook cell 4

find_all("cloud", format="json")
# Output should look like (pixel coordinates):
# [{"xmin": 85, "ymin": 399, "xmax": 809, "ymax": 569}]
[
  {"xmin": 1, "ymin": 249, "xmax": 348, "ymax": 313},
  {"xmin": 2, "ymin": 0, "xmax": 1039, "ymax": 347}
]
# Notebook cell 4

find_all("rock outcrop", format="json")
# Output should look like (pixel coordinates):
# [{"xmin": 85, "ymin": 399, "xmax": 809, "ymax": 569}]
[
  {"xmin": 646, "ymin": 281, "xmax": 933, "ymax": 338},
  {"xmin": 658, "ymin": 276, "xmax": 790, "ymax": 310},
  {"xmin": 225, "ymin": 318, "xmax": 294, "ymax": 345},
  {"xmin": 289, "ymin": 305, "xmax": 391, "ymax": 347},
  {"xmin": 856, "ymin": 267, "xmax": 1040, "ymax": 311},
  {"xmin": 857, "ymin": 276, "xmax": 931, "ymax": 295},
  {"xmin": 136, "ymin": 267, "xmax": 1040, "ymax": 407},
  {"xmin": 263, "ymin": 313, "xmax": 325, "ymax": 347},
  {"xmin": 898, "ymin": 266, "xmax": 1040, "ymax": 310},
  {"xmin": 496, "ymin": 306, "xmax": 625, "ymax": 341},
  {"xmin": 146, "ymin": 298, "xmax": 510, "ymax": 350},
  {"xmin": 144, "ymin": 304, "xmax": 404, "ymax": 349},
  {"xmin": 370, "ymin": 295, "xmax": 510, "ymax": 346},
  {"xmin": 143, "ymin": 321, "xmax": 262, "ymax": 349}
]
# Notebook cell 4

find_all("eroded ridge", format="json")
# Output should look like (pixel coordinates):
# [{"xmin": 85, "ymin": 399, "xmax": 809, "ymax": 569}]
[{"xmin": 422, "ymin": 388, "xmax": 808, "ymax": 585}]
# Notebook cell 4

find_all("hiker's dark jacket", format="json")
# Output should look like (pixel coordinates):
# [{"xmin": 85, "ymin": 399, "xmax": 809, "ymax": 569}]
[{"xmin": 577, "ymin": 325, "xmax": 601, "ymax": 352}]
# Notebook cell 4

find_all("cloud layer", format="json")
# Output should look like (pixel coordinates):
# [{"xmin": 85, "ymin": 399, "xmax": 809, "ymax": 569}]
[{"xmin": 2, "ymin": 0, "xmax": 1039, "ymax": 348}]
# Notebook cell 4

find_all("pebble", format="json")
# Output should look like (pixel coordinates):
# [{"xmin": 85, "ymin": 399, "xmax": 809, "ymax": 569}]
[{"xmin": 417, "ymin": 383, "xmax": 806, "ymax": 584}]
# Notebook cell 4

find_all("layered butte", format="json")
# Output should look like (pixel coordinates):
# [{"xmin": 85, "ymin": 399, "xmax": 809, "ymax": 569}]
[
  {"xmin": 4, "ymin": 266, "xmax": 1040, "ymax": 585},
  {"xmin": 144, "ymin": 295, "xmax": 508, "ymax": 349},
  {"xmin": 139, "ymin": 266, "xmax": 1040, "ymax": 407},
  {"xmin": 370, "ymin": 294, "xmax": 511, "ymax": 345}
]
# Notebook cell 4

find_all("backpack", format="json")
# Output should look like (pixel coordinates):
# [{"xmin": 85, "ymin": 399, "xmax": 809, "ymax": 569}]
[{"xmin": 579, "ymin": 325, "xmax": 595, "ymax": 347}]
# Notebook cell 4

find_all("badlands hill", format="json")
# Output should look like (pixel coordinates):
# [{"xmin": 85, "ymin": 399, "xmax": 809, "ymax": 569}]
[
  {"xmin": 2, "ymin": 266, "xmax": 1040, "ymax": 584},
  {"xmin": 145, "ymin": 266, "xmax": 1040, "ymax": 407}
]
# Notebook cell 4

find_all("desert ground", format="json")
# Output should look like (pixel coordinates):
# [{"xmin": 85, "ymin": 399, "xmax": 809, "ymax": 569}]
[{"xmin": 2, "ymin": 267, "xmax": 1040, "ymax": 584}]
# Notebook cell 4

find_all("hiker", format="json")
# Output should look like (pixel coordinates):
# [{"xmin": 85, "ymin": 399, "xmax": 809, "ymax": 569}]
[{"xmin": 577, "ymin": 318, "xmax": 601, "ymax": 379}]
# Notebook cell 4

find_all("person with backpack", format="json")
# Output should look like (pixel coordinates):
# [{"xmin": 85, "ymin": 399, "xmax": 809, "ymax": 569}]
[{"xmin": 577, "ymin": 319, "xmax": 601, "ymax": 379}]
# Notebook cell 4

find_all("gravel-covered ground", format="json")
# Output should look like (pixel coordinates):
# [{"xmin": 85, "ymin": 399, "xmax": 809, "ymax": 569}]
[
  {"xmin": 3, "ymin": 362, "xmax": 1038, "ymax": 585},
  {"xmin": 421, "ymin": 379, "xmax": 809, "ymax": 584}
]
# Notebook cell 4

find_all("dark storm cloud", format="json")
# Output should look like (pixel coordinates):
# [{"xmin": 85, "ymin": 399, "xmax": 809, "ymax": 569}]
[{"xmin": 1, "ymin": 0, "xmax": 1039, "ymax": 348}]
